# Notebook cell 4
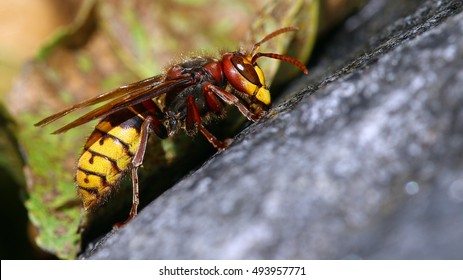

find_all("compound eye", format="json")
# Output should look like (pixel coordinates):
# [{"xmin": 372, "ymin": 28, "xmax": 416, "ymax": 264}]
[{"xmin": 231, "ymin": 56, "xmax": 261, "ymax": 86}]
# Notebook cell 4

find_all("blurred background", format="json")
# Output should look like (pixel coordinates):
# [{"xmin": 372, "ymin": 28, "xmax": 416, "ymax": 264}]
[
  {"xmin": 0, "ymin": 0, "xmax": 79, "ymax": 259},
  {"xmin": 0, "ymin": 0, "xmax": 79, "ymax": 98}
]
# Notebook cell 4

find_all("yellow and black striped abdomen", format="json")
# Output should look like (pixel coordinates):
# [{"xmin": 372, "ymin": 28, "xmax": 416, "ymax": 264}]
[{"xmin": 76, "ymin": 109, "xmax": 144, "ymax": 210}]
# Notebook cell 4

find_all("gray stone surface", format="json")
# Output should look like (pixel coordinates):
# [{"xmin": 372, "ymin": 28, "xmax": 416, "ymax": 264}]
[{"xmin": 83, "ymin": 0, "xmax": 463, "ymax": 259}]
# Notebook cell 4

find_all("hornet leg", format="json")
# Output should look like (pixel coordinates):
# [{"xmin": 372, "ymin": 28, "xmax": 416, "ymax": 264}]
[
  {"xmin": 114, "ymin": 115, "xmax": 155, "ymax": 228},
  {"xmin": 205, "ymin": 83, "xmax": 266, "ymax": 122}
]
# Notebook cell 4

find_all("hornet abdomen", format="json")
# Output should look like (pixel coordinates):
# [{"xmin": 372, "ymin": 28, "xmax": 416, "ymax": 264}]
[{"xmin": 76, "ymin": 108, "xmax": 144, "ymax": 210}]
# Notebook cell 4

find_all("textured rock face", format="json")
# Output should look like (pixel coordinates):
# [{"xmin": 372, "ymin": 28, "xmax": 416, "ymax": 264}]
[{"xmin": 83, "ymin": 0, "xmax": 463, "ymax": 259}]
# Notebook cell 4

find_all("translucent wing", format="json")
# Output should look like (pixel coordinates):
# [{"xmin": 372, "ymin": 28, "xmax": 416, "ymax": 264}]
[
  {"xmin": 36, "ymin": 75, "xmax": 194, "ymax": 134},
  {"xmin": 35, "ymin": 74, "xmax": 166, "ymax": 127}
]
